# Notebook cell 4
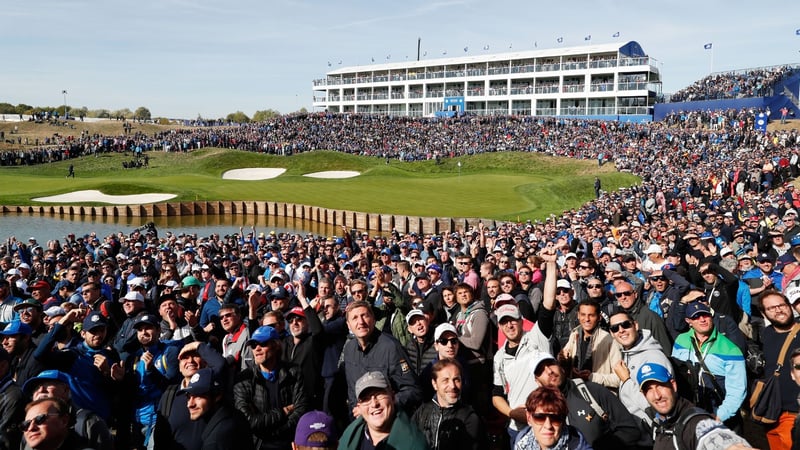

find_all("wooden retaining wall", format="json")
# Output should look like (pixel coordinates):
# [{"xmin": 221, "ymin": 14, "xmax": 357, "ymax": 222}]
[{"xmin": 1, "ymin": 202, "xmax": 498, "ymax": 234}]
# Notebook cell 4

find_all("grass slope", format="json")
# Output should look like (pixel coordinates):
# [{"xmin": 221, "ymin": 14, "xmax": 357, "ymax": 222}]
[{"xmin": 0, "ymin": 149, "xmax": 638, "ymax": 221}]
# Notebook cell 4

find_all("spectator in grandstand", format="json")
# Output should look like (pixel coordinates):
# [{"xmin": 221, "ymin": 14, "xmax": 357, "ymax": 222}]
[
  {"xmin": 560, "ymin": 300, "xmax": 621, "ymax": 388},
  {"xmin": 413, "ymin": 359, "xmax": 483, "ymax": 450},
  {"xmin": 23, "ymin": 370, "xmax": 113, "ymax": 450},
  {"xmin": 340, "ymin": 301, "xmax": 421, "ymax": 415},
  {"xmin": 611, "ymin": 279, "xmax": 672, "ymax": 355},
  {"xmin": 492, "ymin": 303, "xmax": 553, "ymax": 442},
  {"xmin": 671, "ymin": 301, "xmax": 746, "ymax": 429},
  {"xmin": 292, "ymin": 410, "xmax": 338, "ymax": 450},
  {"xmin": 153, "ymin": 341, "xmax": 226, "ymax": 450},
  {"xmin": 181, "ymin": 367, "xmax": 254, "ymax": 450},
  {"xmin": 513, "ymin": 386, "xmax": 591, "ymax": 450},
  {"xmin": 21, "ymin": 398, "xmax": 93, "ymax": 450},
  {"xmin": 531, "ymin": 353, "xmax": 640, "ymax": 450},
  {"xmin": 759, "ymin": 292, "xmax": 800, "ymax": 450},
  {"xmin": 234, "ymin": 325, "xmax": 308, "ymax": 450},
  {"xmin": 636, "ymin": 362, "xmax": 753, "ymax": 450},
  {"xmin": 339, "ymin": 371, "xmax": 428, "ymax": 450},
  {"xmin": 0, "ymin": 347, "xmax": 23, "ymax": 450}
]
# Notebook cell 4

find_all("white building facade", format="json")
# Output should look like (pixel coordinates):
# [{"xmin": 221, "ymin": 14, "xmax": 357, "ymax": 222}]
[{"xmin": 312, "ymin": 41, "xmax": 661, "ymax": 120}]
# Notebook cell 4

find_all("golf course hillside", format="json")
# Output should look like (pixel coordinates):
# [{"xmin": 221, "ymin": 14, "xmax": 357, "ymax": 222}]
[{"xmin": 0, "ymin": 148, "xmax": 638, "ymax": 221}]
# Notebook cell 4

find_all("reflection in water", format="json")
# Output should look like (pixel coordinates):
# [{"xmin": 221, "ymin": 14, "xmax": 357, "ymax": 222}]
[{"xmin": 0, "ymin": 213, "xmax": 339, "ymax": 242}]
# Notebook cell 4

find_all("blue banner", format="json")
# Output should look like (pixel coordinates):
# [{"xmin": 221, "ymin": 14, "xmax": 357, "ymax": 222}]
[{"xmin": 755, "ymin": 113, "xmax": 768, "ymax": 132}]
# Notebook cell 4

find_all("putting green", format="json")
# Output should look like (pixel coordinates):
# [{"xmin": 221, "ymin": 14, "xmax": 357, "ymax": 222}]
[{"xmin": 0, "ymin": 149, "xmax": 638, "ymax": 221}]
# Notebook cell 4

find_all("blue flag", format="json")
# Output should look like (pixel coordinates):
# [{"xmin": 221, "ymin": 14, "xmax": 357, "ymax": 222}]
[
  {"xmin": 704, "ymin": 43, "xmax": 712, "ymax": 50},
  {"xmin": 612, "ymin": 32, "xmax": 620, "ymax": 37},
  {"xmin": 755, "ymin": 113, "xmax": 768, "ymax": 132}
]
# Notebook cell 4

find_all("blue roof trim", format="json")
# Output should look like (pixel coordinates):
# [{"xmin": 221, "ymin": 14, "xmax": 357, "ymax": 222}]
[{"xmin": 619, "ymin": 41, "xmax": 646, "ymax": 58}]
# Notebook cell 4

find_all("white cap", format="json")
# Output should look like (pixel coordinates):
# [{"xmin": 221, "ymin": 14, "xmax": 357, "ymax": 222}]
[
  {"xmin": 530, "ymin": 352, "xmax": 557, "ymax": 375},
  {"xmin": 405, "ymin": 309, "xmax": 425, "ymax": 325},
  {"xmin": 246, "ymin": 284, "xmax": 263, "ymax": 293},
  {"xmin": 495, "ymin": 304, "xmax": 521, "ymax": 321},
  {"xmin": 645, "ymin": 244, "xmax": 663, "ymax": 255},
  {"xmin": 127, "ymin": 277, "xmax": 146, "ymax": 287},
  {"xmin": 565, "ymin": 252, "xmax": 577, "ymax": 260},
  {"xmin": 434, "ymin": 323, "xmax": 458, "ymax": 341},
  {"xmin": 556, "ymin": 279, "xmax": 572, "ymax": 290},
  {"xmin": 121, "ymin": 291, "xmax": 145, "ymax": 303}
]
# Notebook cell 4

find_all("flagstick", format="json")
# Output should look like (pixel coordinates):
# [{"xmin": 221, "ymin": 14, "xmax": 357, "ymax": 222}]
[{"xmin": 709, "ymin": 47, "xmax": 714, "ymax": 74}]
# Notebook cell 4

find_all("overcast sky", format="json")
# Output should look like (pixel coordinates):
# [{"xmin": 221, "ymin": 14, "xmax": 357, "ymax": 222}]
[{"xmin": 1, "ymin": 0, "xmax": 798, "ymax": 119}]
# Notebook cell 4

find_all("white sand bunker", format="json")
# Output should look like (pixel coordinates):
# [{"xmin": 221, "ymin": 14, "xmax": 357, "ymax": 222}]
[
  {"xmin": 222, "ymin": 168, "xmax": 286, "ymax": 180},
  {"xmin": 304, "ymin": 171, "xmax": 361, "ymax": 179},
  {"xmin": 33, "ymin": 190, "xmax": 176, "ymax": 204}
]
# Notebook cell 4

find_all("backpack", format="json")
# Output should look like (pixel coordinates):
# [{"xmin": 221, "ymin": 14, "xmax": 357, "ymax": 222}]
[
  {"xmin": 653, "ymin": 406, "xmax": 712, "ymax": 450},
  {"xmin": 571, "ymin": 378, "xmax": 607, "ymax": 422}
]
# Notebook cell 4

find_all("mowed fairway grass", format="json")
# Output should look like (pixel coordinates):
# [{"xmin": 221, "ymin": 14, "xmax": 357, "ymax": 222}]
[{"xmin": 0, "ymin": 149, "xmax": 639, "ymax": 221}]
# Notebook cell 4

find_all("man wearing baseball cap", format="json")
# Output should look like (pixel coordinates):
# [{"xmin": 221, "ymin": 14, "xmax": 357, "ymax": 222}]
[
  {"xmin": 122, "ymin": 312, "xmax": 181, "ymax": 448},
  {"xmin": 233, "ymin": 325, "xmax": 308, "ymax": 449},
  {"xmin": 179, "ymin": 368, "xmax": 254, "ymax": 450},
  {"xmin": 2, "ymin": 317, "xmax": 46, "ymax": 388},
  {"xmin": 636, "ymin": 362, "xmax": 752, "ymax": 450},
  {"xmin": 283, "ymin": 284, "xmax": 328, "ymax": 411},
  {"xmin": 670, "ymin": 301, "xmax": 746, "ymax": 429},
  {"xmin": 492, "ymin": 303, "xmax": 553, "ymax": 440},
  {"xmin": 339, "ymin": 371, "xmax": 427, "ymax": 450},
  {"xmin": 404, "ymin": 309, "xmax": 437, "ymax": 379},
  {"xmin": 153, "ymin": 341, "xmax": 227, "ymax": 450},
  {"xmin": 35, "ymin": 309, "xmax": 122, "ymax": 422}
]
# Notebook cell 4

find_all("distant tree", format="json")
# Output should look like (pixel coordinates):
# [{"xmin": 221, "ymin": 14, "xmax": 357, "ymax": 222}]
[
  {"xmin": 296, "ymin": 107, "xmax": 308, "ymax": 114},
  {"xmin": 72, "ymin": 106, "xmax": 89, "ymax": 118},
  {"xmin": 134, "ymin": 106, "xmax": 151, "ymax": 120},
  {"xmin": 252, "ymin": 109, "xmax": 281, "ymax": 122},
  {"xmin": 0, "ymin": 103, "xmax": 16, "ymax": 114},
  {"xmin": 112, "ymin": 108, "xmax": 133, "ymax": 119},
  {"xmin": 15, "ymin": 104, "xmax": 33, "ymax": 114},
  {"xmin": 226, "ymin": 111, "xmax": 251, "ymax": 123},
  {"xmin": 157, "ymin": 117, "xmax": 171, "ymax": 125},
  {"xmin": 88, "ymin": 109, "xmax": 111, "ymax": 119}
]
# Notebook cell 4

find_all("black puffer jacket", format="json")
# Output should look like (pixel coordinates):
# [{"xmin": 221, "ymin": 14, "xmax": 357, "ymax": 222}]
[
  {"xmin": 405, "ymin": 334, "xmax": 438, "ymax": 377},
  {"xmin": 233, "ymin": 363, "xmax": 308, "ymax": 450},
  {"xmin": 411, "ymin": 400, "xmax": 484, "ymax": 450}
]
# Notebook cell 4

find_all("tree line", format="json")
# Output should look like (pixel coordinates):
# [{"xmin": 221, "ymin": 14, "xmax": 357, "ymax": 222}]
[{"xmin": 0, "ymin": 103, "xmax": 306, "ymax": 123}]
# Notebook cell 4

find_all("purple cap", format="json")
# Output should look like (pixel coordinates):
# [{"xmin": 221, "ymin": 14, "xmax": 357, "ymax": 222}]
[{"xmin": 294, "ymin": 410, "xmax": 337, "ymax": 447}]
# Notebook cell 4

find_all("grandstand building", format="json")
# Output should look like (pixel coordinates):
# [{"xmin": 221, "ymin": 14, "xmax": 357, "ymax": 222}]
[{"xmin": 312, "ymin": 41, "xmax": 661, "ymax": 120}]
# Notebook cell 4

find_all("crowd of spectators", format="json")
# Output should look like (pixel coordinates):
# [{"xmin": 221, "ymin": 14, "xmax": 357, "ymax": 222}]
[
  {"xmin": 669, "ymin": 64, "xmax": 797, "ymax": 103},
  {"xmin": 2, "ymin": 108, "xmax": 800, "ymax": 448}
]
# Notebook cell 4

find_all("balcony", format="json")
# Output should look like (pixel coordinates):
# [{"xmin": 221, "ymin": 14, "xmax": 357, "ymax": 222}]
[
  {"xmin": 535, "ymin": 86, "xmax": 559, "ymax": 94},
  {"xmin": 562, "ymin": 85, "xmax": 586, "ymax": 93},
  {"xmin": 589, "ymin": 83, "xmax": 614, "ymax": 92},
  {"xmin": 535, "ymin": 108, "xmax": 557, "ymax": 116},
  {"xmin": 618, "ymin": 82, "xmax": 648, "ymax": 91}
]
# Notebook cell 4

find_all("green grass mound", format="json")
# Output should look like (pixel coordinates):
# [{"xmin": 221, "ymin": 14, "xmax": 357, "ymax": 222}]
[{"xmin": 0, "ymin": 149, "xmax": 638, "ymax": 220}]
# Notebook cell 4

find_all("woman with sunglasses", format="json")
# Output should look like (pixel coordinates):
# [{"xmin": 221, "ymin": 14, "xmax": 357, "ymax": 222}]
[{"xmin": 514, "ymin": 386, "xmax": 591, "ymax": 450}]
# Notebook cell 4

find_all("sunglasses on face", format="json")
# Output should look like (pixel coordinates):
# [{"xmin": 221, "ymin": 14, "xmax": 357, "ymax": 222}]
[
  {"xmin": 587, "ymin": 284, "xmax": 603, "ymax": 289},
  {"xmin": 650, "ymin": 276, "xmax": 666, "ymax": 281},
  {"xmin": 614, "ymin": 291, "xmax": 634, "ymax": 298},
  {"xmin": 556, "ymin": 288, "xmax": 571, "ymax": 294},
  {"xmin": 20, "ymin": 413, "xmax": 60, "ymax": 431},
  {"xmin": 530, "ymin": 413, "xmax": 565, "ymax": 425},
  {"xmin": 436, "ymin": 337, "xmax": 459, "ymax": 346},
  {"xmin": 609, "ymin": 320, "xmax": 634, "ymax": 333}
]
